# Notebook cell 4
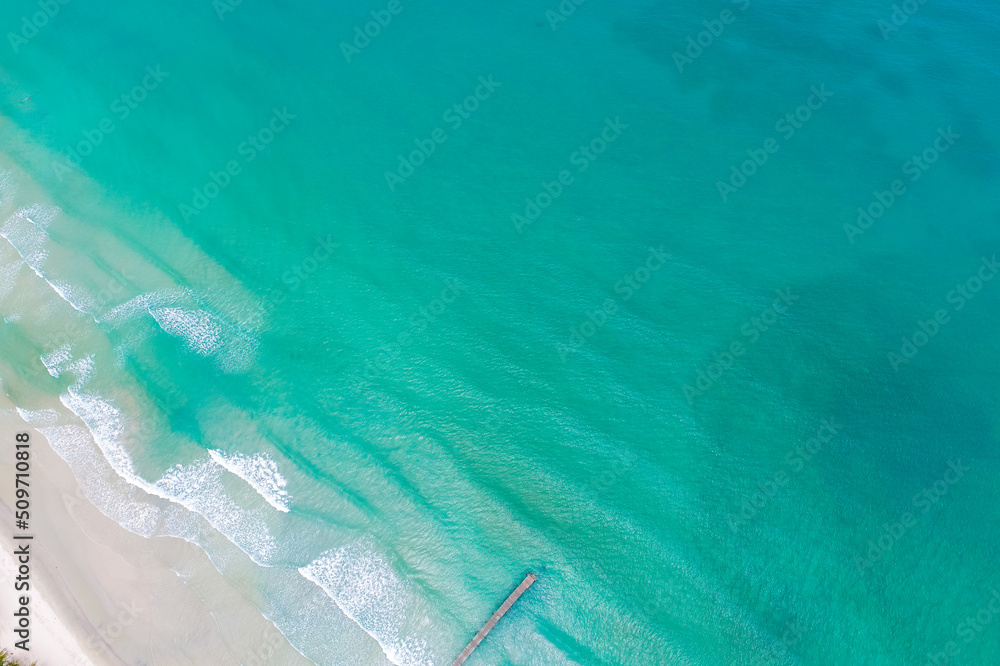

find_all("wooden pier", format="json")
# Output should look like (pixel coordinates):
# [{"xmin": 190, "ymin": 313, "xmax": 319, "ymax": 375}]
[{"xmin": 451, "ymin": 573, "xmax": 538, "ymax": 666}]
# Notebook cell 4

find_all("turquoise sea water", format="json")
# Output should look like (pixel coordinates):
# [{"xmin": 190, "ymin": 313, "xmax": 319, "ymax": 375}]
[{"xmin": 1, "ymin": 0, "xmax": 999, "ymax": 663}]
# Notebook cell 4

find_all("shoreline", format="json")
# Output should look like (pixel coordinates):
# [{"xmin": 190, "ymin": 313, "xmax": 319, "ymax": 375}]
[
  {"xmin": 0, "ymin": 394, "xmax": 313, "ymax": 666},
  {"xmin": 0, "ymin": 137, "xmax": 394, "ymax": 666}
]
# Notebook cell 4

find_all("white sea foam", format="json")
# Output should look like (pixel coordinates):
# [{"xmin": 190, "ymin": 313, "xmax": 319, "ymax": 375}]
[
  {"xmin": 33, "ymin": 423, "xmax": 162, "ymax": 538},
  {"xmin": 5, "ymin": 385, "xmax": 163, "ymax": 540},
  {"xmin": 38, "ymin": 347, "xmax": 280, "ymax": 565},
  {"xmin": 0, "ymin": 165, "xmax": 293, "ymax": 637},
  {"xmin": 101, "ymin": 289, "xmax": 187, "ymax": 324},
  {"xmin": 155, "ymin": 459, "xmax": 278, "ymax": 561},
  {"xmin": 0, "ymin": 205, "xmax": 57, "ymax": 269},
  {"xmin": 300, "ymin": 545, "xmax": 434, "ymax": 666},
  {"xmin": 214, "ymin": 329, "xmax": 259, "ymax": 374},
  {"xmin": 63, "ymin": 394, "xmax": 278, "ymax": 563},
  {"xmin": 50, "ymin": 279, "xmax": 99, "ymax": 313},
  {"xmin": 0, "ymin": 256, "xmax": 23, "ymax": 300},
  {"xmin": 0, "ymin": 169, "xmax": 17, "ymax": 203},
  {"xmin": 15, "ymin": 407, "xmax": 59, "ymax": 426},
  {"xmin": 0, "ymin": 147, "xmax": 306, "ymax": 628},
  {"xmin": 0, "ymin": 205, "xmax": 96, "ymax": 317},
  {"xmin": 3, "ymin": 245, "xmax": 273, "ymax": 564},
  {"xmin": 208, "ymin": 449, "xmax": 291, "ymax": 513},
  {"xmin": 149, "ymin": 306, "xmax": 222, "ymax": 356},
  {"xmin": 1, "ymin": 217, "xmax": 260, "ymax": 377},
  {"xmin": 60, "ymin": 391, "xmax": 135, "ymax": 476},
  {"xmin": 103, "ymin": 289, "xmax": 259, "ymax": 374},
  {"xmin": 41, "ymin": 344, "xmax": 73, "ymax": 372}
]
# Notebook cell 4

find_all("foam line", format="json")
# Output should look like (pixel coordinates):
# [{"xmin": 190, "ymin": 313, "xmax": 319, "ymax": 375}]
[
  {"xmin": 208, "ymin": 449, "xmax": 292, "ymax": 513},
  {"xmin": 299, "ymin": 545, "xmax": 435, "ymax": 666},
  {"xmin": 38, "ymin": 350, "xmax": 281, "ymax": 565}
]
